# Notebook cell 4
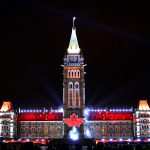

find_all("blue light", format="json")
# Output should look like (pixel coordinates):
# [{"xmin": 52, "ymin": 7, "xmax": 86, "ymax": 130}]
[
  {"xmin": 69, "ymin": 127, "xmax": 79, "ymax": 141},
  {"xmin": 86, "ymin": 129, "xmax": 91, "ymax": 138},
  {"xmin": 84, "ymin": 109, "xmax": 90, "ymax": 116}
]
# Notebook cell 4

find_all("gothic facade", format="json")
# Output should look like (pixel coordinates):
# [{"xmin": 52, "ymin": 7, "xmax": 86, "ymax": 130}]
[{"xmin": 0, "ymin": 19, "xmax": 150, "ymax": 141}]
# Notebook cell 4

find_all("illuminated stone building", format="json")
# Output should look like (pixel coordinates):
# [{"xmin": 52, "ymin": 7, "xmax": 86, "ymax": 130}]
[
  {"xmin": 134, "ymin": 100, "xmax": 150, "ymax": 138},
  {"xmin": 0, "ymin": 101, "xmax": 16, "ymax": 139},
  {"xmin": 0, "ymin": 18, "xmax": 150, "ymax": 142}
]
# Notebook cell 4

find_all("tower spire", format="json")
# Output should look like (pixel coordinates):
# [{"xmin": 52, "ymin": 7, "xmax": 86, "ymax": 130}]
[
  {"xmin": 67, "ymin": 17, "xmax": 80, "ymax": 54},
  {"xmin": 73, "ymin": 17, "xmax": 76, "ymax": 28}
]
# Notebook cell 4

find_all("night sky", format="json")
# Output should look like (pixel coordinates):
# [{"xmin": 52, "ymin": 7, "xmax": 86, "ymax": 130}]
[{"xmin": 0, "ymin": 1, "xmax": 150, "ymax": 109}]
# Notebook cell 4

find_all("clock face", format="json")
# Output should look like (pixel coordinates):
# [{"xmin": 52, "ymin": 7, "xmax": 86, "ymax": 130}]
[{"xmin": 69, "ymin": 56, "xmax": 78, "ymax": 62}]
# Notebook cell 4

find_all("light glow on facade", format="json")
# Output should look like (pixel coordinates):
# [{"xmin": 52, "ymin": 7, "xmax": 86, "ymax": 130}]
[
  {"xmin": 139, "ymin": 100, "xmax": 150, "ymax": 110},
  {"xmin": 69, "ymin": 126, "xmax": 79, "ymax": 141}
]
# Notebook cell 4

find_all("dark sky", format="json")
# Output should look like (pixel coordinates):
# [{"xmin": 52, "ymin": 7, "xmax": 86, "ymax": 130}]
[{"xmin": 0, "ymin": 0, "xmax": 150, "ymax": 109}]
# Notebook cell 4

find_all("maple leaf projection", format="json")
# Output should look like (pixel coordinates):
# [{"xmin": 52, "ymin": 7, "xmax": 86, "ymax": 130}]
[{"xmin": 64, "ymin": 113, "xmax": 84, "ymax": 127}]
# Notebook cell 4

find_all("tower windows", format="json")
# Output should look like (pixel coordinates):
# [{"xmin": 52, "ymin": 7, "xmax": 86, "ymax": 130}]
[
  {"xmin": 68, "ymin": 70, "xmax": 70, "ymax": 78},
  {"xmin": 67, "ymin": 70, "xmax": 80, "ymax": 78},
  {"xmin": 68, "ymin": 82, "xmax": 73, "ymax": 107},
  {"xmin": 77, "ymin": 70, "xmax": 80, "ymax": 78},
  {"xmin": 74, "ymin": 82, "xmax": 80, "ymax": 107}
]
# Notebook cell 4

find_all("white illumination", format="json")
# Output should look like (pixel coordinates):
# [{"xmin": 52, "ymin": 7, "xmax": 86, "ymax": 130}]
[
  {"xmin": 86, "ymin": 129, "xmax": 91, "ymax": 138},
  {"xmin": 69, "ymin": 127, "xmax": 79, "ymax": 141},
  {"xmin": 3, "ymin": 140, "xmax": 6, "ymax": 143},
  {"xmin": 67, "ymin": 27, "xmax": 80, "ymax": 54},
  {"xmin": 26, "ymin": 139, "xmax": 30, "ymax": 142},
  {"xmin": 109, "ymin": 139, "xmax": 113, "ymax": 141},
  {"xmin": 127, "ymin": 138, "xmax": 131, "ymax": 142},
  {"xmin": 58, "ymin": 108, "xmax": 63, "ymax": 112},
  {"xmin": 84, "ymin": 109, "xmax": 90, "ymax": 116},
  {"xmin": 119, "ymin": 138, "xmax": 123, "ymax": 142}
]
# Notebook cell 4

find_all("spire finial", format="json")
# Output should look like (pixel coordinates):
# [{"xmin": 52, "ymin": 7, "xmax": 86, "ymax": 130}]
[{"xmin": 73, "ymin": 17, "xmax": 76, "ymax": 28}]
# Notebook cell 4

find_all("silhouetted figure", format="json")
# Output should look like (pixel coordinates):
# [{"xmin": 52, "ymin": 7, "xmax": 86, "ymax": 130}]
[
  {"xmin": 22, "ymin": 142, "xmax": 34, "ymax": 150},
  {"xmin": 136, "ymin": 144, "xmax": 143, "ymax": 150},
  {"xmin": 59, "ymin": 142, "xmax": 69, "ymax": 150},
  {"xmin": 75, "ymin": 144, "xmax": 82, "ymax": 150},
  {"xmin": 95, "ymin": 142, "xmax": 104, "ymax": 150},
  {"xmin": 0, "ymin": 143, "xmax": 7, "ymax": 150},
  {"xmin": 47, "ymin": 144, "xmax": 53, "ymax": 150},
  {"xmin": 87, "ymin": 145, "xmax": 92, "ymax": 150}
]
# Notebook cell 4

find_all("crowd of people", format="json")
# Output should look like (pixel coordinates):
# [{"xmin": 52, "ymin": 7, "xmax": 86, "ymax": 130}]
[{"xmin": 0, "ymin": 140, "xmax": 150, "ymax": 150}]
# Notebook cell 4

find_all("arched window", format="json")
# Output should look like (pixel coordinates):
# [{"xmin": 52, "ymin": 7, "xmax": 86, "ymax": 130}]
[
  {"xmin": 68, "ymin": 82, "xmax": 73, "ymax": 107},
  {"xmin": 75, "ymin": 83, "xmax": 79, "ymax": 88},
  {"xmin": 74, "ymin": 70, "xmax": 76, "ymax": 78},
  {"xmin": 68, "ymin": 70, "xmax": 70, "ymax": 78},
  {"xmin": 71, "ymin": 70, "xmax": 74, "ymax": 78},
  {"xmin": 74, "ymin": 82, "xmax": 80, "ymax": 107},
  {"xmin": 68, "ymin": 83, "xmax": 72, "ymax": 88},
  {"xmin": 77, "ymin": 70, "xmax": 80, "ymax": 78}
]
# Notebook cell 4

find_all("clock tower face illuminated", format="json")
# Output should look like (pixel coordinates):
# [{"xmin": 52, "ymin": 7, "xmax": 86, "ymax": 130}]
[{"xmin": 69, "ymin": 56, "xmax": 78, "ymax": 62}]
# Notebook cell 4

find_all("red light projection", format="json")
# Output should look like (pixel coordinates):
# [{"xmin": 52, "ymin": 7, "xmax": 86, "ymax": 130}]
[
  {"xmin": 88, "ymin": 112, "xmax": 133, "ymax": 121},
  {"xmin": 17, "ymin": 112, "xmax": 63, "ymax": 121},
  {"xmin": 64, "ymin": 113, "xmax": 84, "ymax": 127}
]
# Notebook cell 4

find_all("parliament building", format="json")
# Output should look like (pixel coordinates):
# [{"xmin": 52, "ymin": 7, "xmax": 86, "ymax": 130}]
[{"xmin": 0, "ymin": 19, "xmax": 150, "ymax": 142}]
